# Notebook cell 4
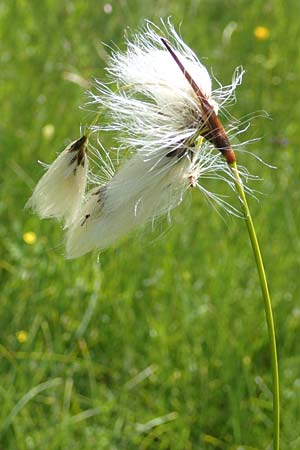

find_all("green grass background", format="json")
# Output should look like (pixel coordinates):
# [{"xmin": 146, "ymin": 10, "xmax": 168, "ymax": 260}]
[{"xmin": 1, "ymin": 0, "xmax": 300, "ymax": 449}]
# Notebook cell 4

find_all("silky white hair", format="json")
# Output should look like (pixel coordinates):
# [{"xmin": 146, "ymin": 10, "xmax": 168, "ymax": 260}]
[{"xmin": 91, "ymin": 21, "xmax": 219, "ymax": 160}]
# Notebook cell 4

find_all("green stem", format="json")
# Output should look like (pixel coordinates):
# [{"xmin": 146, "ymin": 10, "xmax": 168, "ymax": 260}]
[
  {"xmin": 85, "ymin": 109, "xmax": 102, "ymax": 139},
  {"xmin": 230, "ymin": 161, "xmax": 280, "ymax": 450}
]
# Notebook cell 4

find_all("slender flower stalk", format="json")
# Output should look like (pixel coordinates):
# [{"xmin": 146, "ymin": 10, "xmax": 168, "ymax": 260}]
[{"xmin": 230, "ymin": 162, "xmax": 280, "ymax": 450}]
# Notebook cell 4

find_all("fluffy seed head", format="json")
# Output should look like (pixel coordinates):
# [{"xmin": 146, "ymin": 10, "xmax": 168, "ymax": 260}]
[
  {"xmin": 66, "ymin": 147, "xmax": 201, "ymax": 258},
  {"xmin": 92, "ymin": 21, "xmax": 224, "ymax": 160},
  {"xmin": 28, "ymin": 20, "xmax": 250, "ymax": 258},
  {"xmin": 26, "ymin": 136, "xmax": 89, "ymax": 227},
  {"xmin": 65, "ymin": 21, "xmax": 247, "ymax": 257}
]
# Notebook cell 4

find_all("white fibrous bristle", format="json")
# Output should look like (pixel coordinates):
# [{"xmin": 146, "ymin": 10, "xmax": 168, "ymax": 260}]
[
  {"xmin": 66, "ymin": 149, "xmax": 198, "ymax": 258},
  {"xmin": 26, "ymin": 136, "xmax": 88, "ymax": 228}
]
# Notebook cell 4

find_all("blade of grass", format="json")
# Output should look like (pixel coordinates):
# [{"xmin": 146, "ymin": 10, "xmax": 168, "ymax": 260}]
[{"xmin": 0, "ymin": 378, "xmax": 63, "ymax": 434}]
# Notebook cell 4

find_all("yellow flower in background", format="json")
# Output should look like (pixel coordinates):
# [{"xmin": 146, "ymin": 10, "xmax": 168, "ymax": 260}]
[
  {"xmin": 16, "ymin": 330, "xmax": 28, "ymax": 343},
  {"xmin": 23, "ymin": 231, "xmax": 37, "ymax": 245},
  {"xmin": 42, "ymin": 123, "xmax": 55, "ymax": 140},
  {"xmin": 243, "ymin": 355, "xmax": 252, "ymax": 367},
  {"xmin": 254, "ymin": 26, "xmax": 270, "ymax": 40}
]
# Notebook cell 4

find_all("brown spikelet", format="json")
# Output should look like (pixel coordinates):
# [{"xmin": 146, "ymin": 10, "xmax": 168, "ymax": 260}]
[{"xmin": 161, "ymin": 38, "xmax": 236, "ymax": 164}]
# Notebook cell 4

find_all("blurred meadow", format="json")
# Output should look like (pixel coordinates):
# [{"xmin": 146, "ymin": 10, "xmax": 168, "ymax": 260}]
[{"xmin": 1, "ymin": 0, "xmax": 300, "ymax": 449}]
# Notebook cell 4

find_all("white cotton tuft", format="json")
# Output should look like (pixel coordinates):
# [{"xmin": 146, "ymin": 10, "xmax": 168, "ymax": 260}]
[
  {"xmin": 26, "ymin": 136, "xmax": 89, "ymax": 227},
  {"xmin": 91, "ymin": 20, "xmax": 221, "ymax": 162},
  {"xmin": 110, "ymin": 48, "xmax": 213, "ymax": 109},
  {"xmin": 66, "ymin": 150, "xmax": 194, "ymax": 258}
]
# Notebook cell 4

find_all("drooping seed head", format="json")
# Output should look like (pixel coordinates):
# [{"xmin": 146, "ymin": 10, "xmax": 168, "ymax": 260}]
[{"xmin": 26, "ymin": 135, "xmax": 89, "ymax": 227}]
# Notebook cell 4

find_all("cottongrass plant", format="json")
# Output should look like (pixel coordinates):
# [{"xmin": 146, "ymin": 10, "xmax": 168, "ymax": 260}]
[{"xmin": 27, "ymin": 20, "xmax": 279, "ymax": 449}]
